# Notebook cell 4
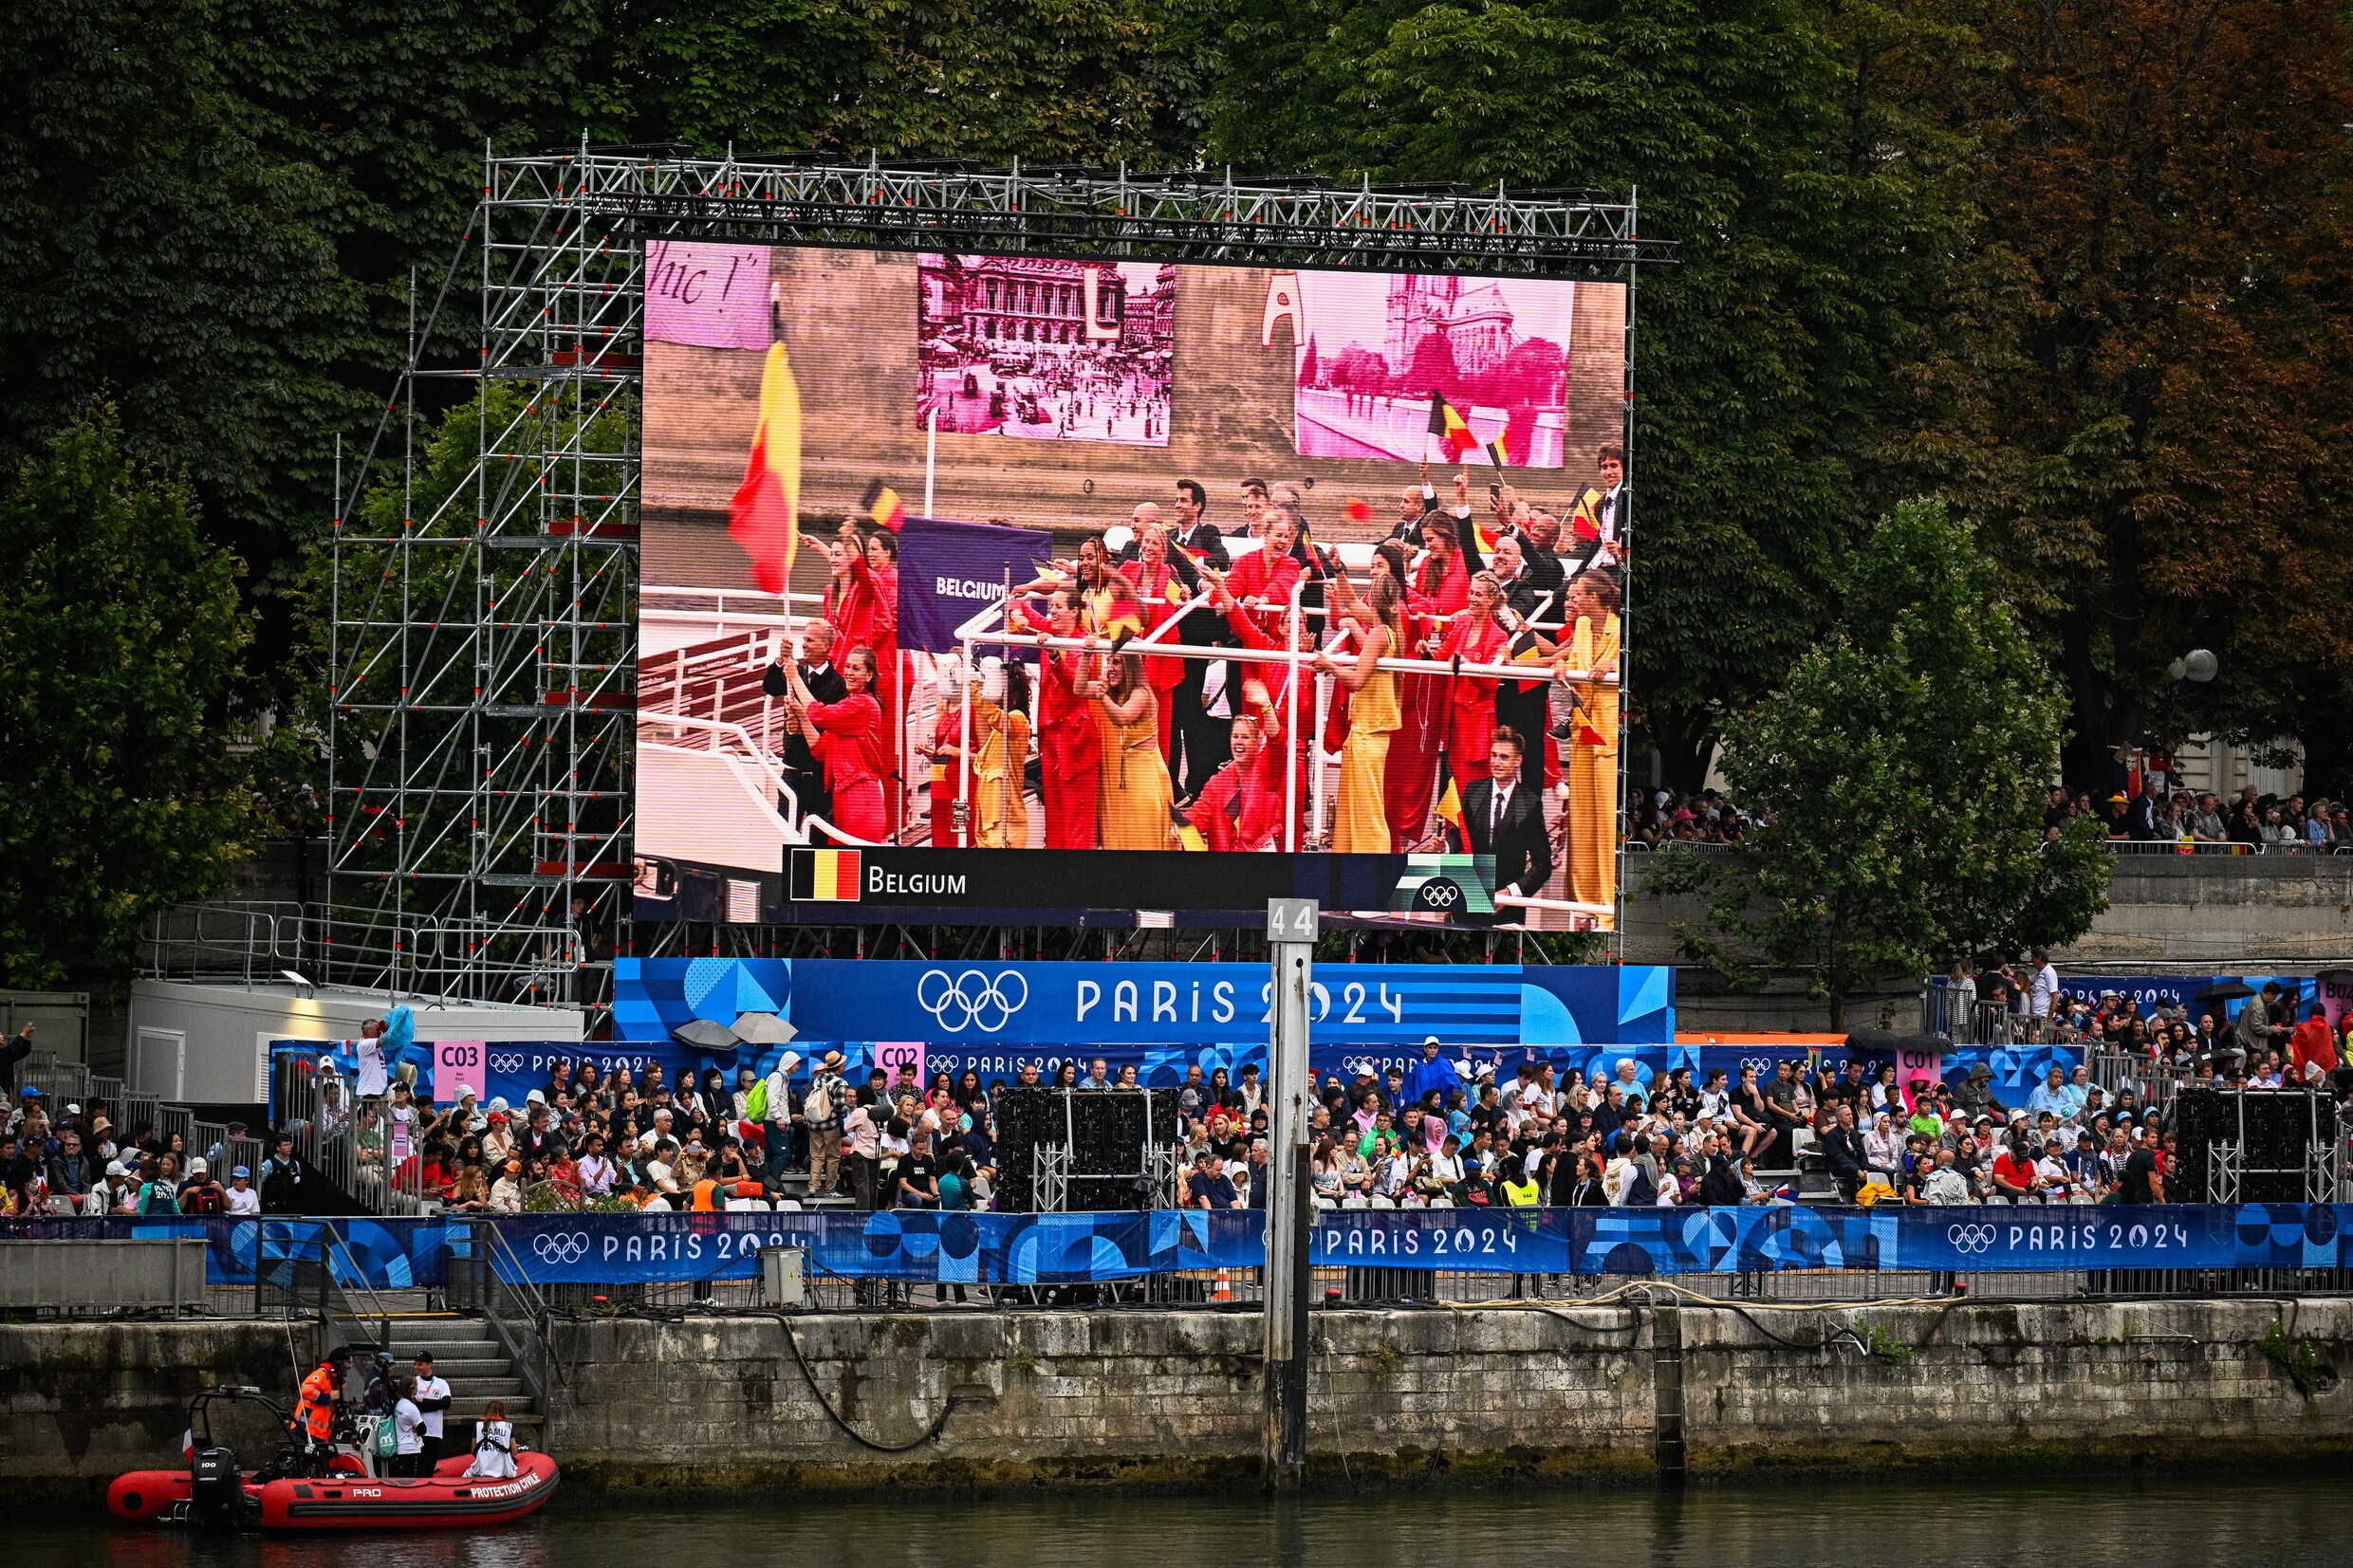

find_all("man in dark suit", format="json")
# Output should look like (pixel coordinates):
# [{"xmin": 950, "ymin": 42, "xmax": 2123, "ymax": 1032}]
[
  {"xmin": 1167, "ymin": 478, "xmax": 1235, "ymax": 800},
  {"xmin": 1458, "ymin": 728, "xmax": 1552, "ymax": 901},
  {"xmin": 765, "ymin": 620, "xmax": 848, "ymax": 832},
  {"xmin": 1821, "ymin": 1103, "xmax": 1869, "ymax": 1200}
]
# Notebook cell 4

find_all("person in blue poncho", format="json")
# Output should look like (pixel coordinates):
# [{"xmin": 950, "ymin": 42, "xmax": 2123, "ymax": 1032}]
[{"xmin": 1400, "ymin": 1036, "xmax": 1459, "ymax": 1112}]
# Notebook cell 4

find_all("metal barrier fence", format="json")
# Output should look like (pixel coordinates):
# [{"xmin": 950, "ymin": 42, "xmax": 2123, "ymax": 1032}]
[
  {"xmin": 1918, "ymin": 988, "xmax": 2062, "ymax": 1045},
  {"xmin": 266, "ymin": 1052, "xmax": 425, "ymax": 1215}
]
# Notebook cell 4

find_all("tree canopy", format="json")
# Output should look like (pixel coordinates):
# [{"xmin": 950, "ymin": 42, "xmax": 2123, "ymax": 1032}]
[
  {"xmin": 1665, "ymin": 498, "xmax": 2112, "ymax": 1024},
  {"xmin": 0, "ymin": 412, "xmax": 256, "ymax": 988}
]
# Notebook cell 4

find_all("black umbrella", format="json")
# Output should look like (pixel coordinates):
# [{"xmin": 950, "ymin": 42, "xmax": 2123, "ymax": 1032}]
[
  {"xmin": 2195, "ymin": 980, "xmax": 2257, "ymax": 1006},
  {"xmin": 671, "ymin": 1019, "xmax": 744, "ymax": 1051},
  {"xmin": 2316, "ymin": 968, "xmax": 2353, "ymax": 989}
]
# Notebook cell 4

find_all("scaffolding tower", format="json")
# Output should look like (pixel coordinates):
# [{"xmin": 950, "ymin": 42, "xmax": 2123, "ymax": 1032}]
[{"xmin": 324, "ymin": 148, "xmax": 1667, "ymax": 1030}]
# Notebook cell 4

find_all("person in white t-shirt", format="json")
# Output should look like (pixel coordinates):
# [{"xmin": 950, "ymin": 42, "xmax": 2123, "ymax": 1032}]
[
  {"xmin": 410, "ymin": 1353, "xmax": 452, "ymax": 1467},
  {"xmin": 2029, "ymin": 948, "xmax": 2060, "ymax": 1021},
  {"xmin": 352, "ymin": 1020, "xmax": 391, "ymax": 1101},
  {"xmin": 224, "ymin": 1166, "xmax": 261, "ymax": 1215}
]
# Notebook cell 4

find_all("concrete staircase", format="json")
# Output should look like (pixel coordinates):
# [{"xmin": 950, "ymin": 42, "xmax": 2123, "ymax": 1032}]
[{"xmin": 380, "ymin": 1315, "xmax": 545, "ymax": 1433}]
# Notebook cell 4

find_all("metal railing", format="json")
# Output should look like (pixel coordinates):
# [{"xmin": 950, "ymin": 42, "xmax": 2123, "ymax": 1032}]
[
  {"xmin": 1918, "ymin": 988, "xmax": 2061, "ymax": 1045},
  {"xmin": 447, "ymin": 1217, "xmax": 555, "ymax": 1414},
  {"xmin": 140, "ymin": 901, "xmax": 582, "ymax": 1007},
  {"xmin": 267, "ymin": 1051, "xmax": 426, "ymax": 1216}
]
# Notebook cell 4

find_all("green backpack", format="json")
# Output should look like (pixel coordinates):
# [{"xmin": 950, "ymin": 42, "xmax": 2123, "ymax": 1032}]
[
  {"xmin": 744, "ymin": 1077, "xmax": 769, "ymax": 1124},
  {"xmin": 374, "ymin": 1416, "xmax": 400, "ymax": 1460}
]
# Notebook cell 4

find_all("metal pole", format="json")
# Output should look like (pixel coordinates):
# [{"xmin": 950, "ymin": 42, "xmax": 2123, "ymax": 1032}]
[{"xmin": 1263, "ymin": 897, "xmax": 1316, "ymax": 1493}]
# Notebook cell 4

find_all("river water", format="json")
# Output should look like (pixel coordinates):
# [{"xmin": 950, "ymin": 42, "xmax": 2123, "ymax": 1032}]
[{"xmin": 17, "ymin": 1480, "xmax": 2344, "ymax": 1566}]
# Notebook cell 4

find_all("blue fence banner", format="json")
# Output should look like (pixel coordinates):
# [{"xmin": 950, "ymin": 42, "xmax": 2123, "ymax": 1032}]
[
  {"xmin": 15, "ymin": 1205, "xmax": 2353, "ymax": 1287},
  {"xmin": 612, "ymin": 957, "xmax": 1676, "ymax": 1049},
  {"xmin": 276, "ymin": 1037, "xmax": 2081, "ymax": 1117},
  {"xmin": 894, "ymin": 515, "xmax": 1055, "ymax": 654}
]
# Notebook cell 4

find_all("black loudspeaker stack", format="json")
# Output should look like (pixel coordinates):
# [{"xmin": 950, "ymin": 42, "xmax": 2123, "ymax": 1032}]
[
  {"xmin": 991, "ymin": 1086, "xmax": 1181, "ymax": 1212},
  {"xmin": 2171, "ymin": 1087, "xmax": 2327, "ymax": 1202}
]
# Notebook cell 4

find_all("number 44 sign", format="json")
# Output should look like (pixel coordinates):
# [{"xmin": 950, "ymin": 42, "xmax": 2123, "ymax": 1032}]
[{"xmin": 432, "ymin": 1041, "xmax": 488, "ymax": 1105}]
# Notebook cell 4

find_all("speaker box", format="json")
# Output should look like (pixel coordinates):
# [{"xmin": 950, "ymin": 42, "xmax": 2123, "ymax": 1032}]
[
  {"xmin": 988, "ymin": 1086, "xmax": 1182, "ymax": 1212},
  {"xmin": 2172, "ymin": 1087, "xmax": 2325, "ymax": 1202}
]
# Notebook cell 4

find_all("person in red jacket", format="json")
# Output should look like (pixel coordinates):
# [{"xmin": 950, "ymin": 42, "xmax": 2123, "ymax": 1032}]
[
  {"xmin": 1187, "ymin": 687, "xmax": 1289, "ymax": 851},
  {"xmin": 1119, "ymin": 514, "xmax": 1197, "ymax": 760},
  {"xmin": 2288, "ymin": 1003, "xmax": 2340, "ymax": 1084},
  {"xmin": 1433, "ymin": 569, "xmax": 1510, "ymax": 800},
  {"xmin": 785, "ymin": 647, "xmax": 888, "ymax": 843},
  {"xmin": 820, "ymin": 526, "xmax": 901, "ymax": 829}
]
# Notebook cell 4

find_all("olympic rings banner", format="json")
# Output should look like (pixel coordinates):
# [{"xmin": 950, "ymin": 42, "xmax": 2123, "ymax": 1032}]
[
  {"xmin": 16, "ymin": 1205, "xmax": 2353, "ymax": 1288},
  {"xmin": 615, "ymin": 956, "xmax": 1676, "ymax": 1048}
]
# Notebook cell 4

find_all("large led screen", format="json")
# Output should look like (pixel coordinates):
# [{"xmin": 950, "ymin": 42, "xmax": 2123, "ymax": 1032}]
[{"xmin": 638, "ymin": 242, "xmax": 1627, "ymax": 930}]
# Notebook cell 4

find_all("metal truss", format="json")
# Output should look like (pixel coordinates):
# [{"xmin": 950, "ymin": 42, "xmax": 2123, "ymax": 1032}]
[
  {"xmin": 494, "ymin": 148, "xmax": 1665, "ymax": 280},
  {"xmin": 325, "ymin": 149, "xmax": 1661, "ymax": 1030}
]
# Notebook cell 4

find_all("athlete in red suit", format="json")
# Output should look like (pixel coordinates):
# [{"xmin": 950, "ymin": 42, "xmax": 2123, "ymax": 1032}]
[
  {"xmin": 1023, "ymin": 589, "xmax": 1103, "ymax": 850},
  {"xmin": 1436, "ymin": 570, "xmax": 1510, "ymax": 794},
  {"xmin": 1206, "ymin": 572, "xmax": 1311, "ymax": 851},
  {"xmin": 823, "ymin": 527, "xmax": 901, "ymax": 834},
  {"xmin": 1119, "ymin": 516, "xmax": 1196, "ymax": 762},
  {"xmin": 786, "ymin": 646, "xmax": 887, "ymax": 843},
  {"xmin": 1186, "ymin": 692, "xmax": 1290, "ymax": 851}
]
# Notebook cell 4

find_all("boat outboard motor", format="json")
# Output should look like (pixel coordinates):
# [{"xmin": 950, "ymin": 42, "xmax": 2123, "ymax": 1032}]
[{"xmin": 189, "ymin": 1446, "xmax": 246, "ymax": 1531}]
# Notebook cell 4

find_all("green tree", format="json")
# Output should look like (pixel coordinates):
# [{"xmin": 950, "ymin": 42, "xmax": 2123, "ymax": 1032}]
[
  {"xmin": 1202, "ymin": 0, "xmax": 1979, "ymax": 789},
  {"xmin": 0, "ymin": 412, "xmax": 255, "ymax": 987},
  {"xmin": 1664, "ymin": 498, "xmax": 2109, "ymax": 1024},
  {"xmin": 583, "ymin": 0, "xmax": 1217, "ymax": 164}
]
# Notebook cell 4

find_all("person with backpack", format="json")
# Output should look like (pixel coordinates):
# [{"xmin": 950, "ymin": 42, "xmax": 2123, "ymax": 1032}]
[
  {"xmin": 178, "ymin": 1157, "xmax": 227, "ymax": 1215},
  {"xmin": 803, "ymin": 1051, "xmax": 846, "ymax": 1197},
  {"xmin": 752, "ymin": 1051, "xmax": 800, "ymax": 1180}
]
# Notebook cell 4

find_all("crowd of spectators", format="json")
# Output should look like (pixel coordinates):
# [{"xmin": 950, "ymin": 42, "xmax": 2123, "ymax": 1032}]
[
  {"xmin": 1622, "ymin": 788, "xmax": 1758, "ymax": 848},
  {"xmin": 2049, "ymin": 782, "xmax": 2353, "ymax": 849},
  {"xmin": 0, "ymin": 1091, "xmax": 275, "ymax": 1218},
  {"xmin": 12, "ymin": 978, "xmax": 2349, "ymax": 1222}
]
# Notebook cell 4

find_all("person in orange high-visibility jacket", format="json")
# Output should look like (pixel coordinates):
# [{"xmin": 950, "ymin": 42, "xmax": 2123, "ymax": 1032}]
[{"xmin": 292, "ymin": 1356, "xmax": 344, "ymax": 1472}]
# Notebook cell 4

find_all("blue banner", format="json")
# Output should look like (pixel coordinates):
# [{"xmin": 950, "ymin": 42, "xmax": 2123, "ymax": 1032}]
[
  {"xmin": 894, "ymin": 515, "xmax": 1054, "ymax": 654},
  {"xmin": 19, "ymin": 1205, "xmax": 2353, "ymax": 1287},
  {"xmin": 276, "ymin": 1037, "xmax": 2080, "ymax": 1115},
  {"xmin": 613, "ymin": 957, "xmax": 1676, "ymax": 1049}
]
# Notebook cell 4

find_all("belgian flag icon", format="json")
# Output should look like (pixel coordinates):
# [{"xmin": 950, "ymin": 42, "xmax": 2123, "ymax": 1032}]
[{"xmin": 789, "ymin": 847, "xmax": 862, "ymax": 902}]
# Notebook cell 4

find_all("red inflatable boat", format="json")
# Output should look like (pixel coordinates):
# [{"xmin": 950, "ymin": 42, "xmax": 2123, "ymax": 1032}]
[{"xmin": 108, "ymin": 1386, "xmax": 557, "ymax": 1532}]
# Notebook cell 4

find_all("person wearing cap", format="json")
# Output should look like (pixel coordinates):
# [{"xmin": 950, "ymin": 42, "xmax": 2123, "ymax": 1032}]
[
  {"xmin": 1402, "ymin": 1036, "xmax": 1455, "ymax": 1111},
  {"xmin": 803, "ymin": 1051, "xmax": 846, "ymax": 1198},
  {"xmin": 225, "ymin": 1164, "xmax": 261, "ymax": 1216},
  {"xmin": 488, "ymin": 1157, "xmax": 526, "ymax": 1213},
  {"xmin": 179, "ymin": 1157, "xmax": 226, "ymax": 1215}
]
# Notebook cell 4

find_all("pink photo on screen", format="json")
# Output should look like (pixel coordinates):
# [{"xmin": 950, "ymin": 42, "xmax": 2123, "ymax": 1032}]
[
  {"xmin": 916, "ymin": 255, "xmax": 1175, "ymax": 447},
  {"xmin": 1290, "ymin": 270, "xmax": 1580, "ymax": 467}
]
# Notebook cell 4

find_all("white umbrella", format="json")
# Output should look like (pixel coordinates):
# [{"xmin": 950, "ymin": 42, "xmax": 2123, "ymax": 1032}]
[{"xmin": 732, "ymin": 1011, "xmax": 798, "ymax": 1045}]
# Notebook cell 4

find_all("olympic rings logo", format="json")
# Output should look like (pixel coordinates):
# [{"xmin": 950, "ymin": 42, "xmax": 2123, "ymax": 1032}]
[
  {"xmin": 532, "ymin": 1232, "xmax": 590, "ymax": 1264},
  {"xmin": 916, "ymin": 968, "xmax": 1029, "ymax": 1033},
  {"xmin": 490, "ymin": 1053, "xmax": 526, "ymax": 1076},
  {"xmin": 1738, "ymin": 1056, "xmax": 1775, "ymax": 1074},
  {"xmin": 1947, "ymin": 1224, "xmax": 1997, "ymax": 1254}
]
